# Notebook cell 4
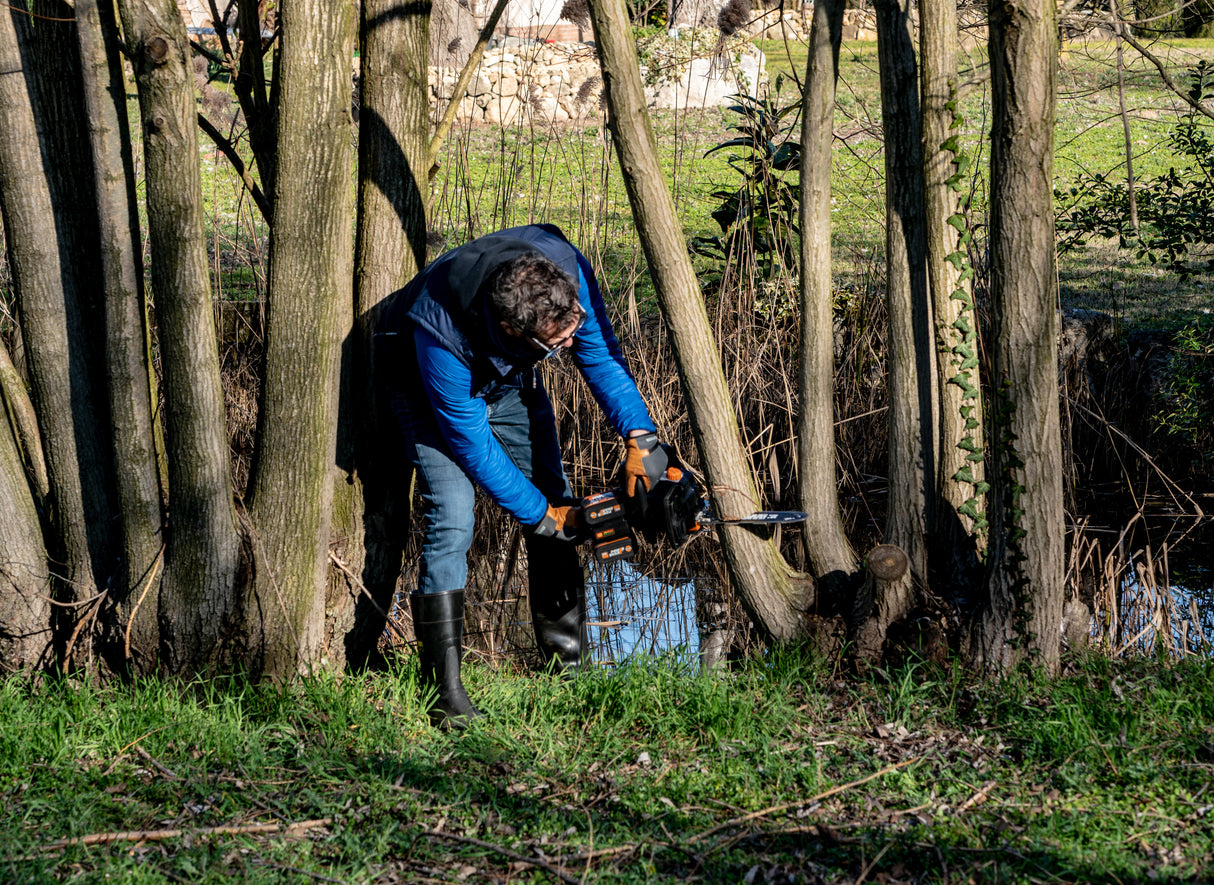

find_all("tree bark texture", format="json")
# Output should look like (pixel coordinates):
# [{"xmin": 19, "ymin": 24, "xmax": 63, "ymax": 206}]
[
  {"xmin": 0, "ymin": 336, "xmax": 48, "ymax": 505},
  {"xmin": 76, "ymin": 0, "xmax": 166, "ymax": 672},
  {"xmin": 589, "ymin": 0, "xmax": 812, "ymax": 642},
  {"xmin": 797, "ymin": 0, "xmax": 858, "ymax": 600},
  {"xmin": 117, "ymin": 0, "xmax": 241, "ymax": 673},
  {"xmin": 0, "ymin": 411, "xmax": 52, "ymax": 672},
  {"xmin": 978, "ymin": 0, "xmax": 1064, "ymax": 672},
  {"xmin": 920, "ymin": 0, "xmax": 986, "ymax": 593},
  {"xmin": 246, "ymin": 0, "xmax": 355, "ymax": 677},
  {"xmin": 872, "ymin": 0, "xmax": 934, "ymax": 641},
  {"xmin": 341, "ymin": 0, "xmax": 432, "ymax": 667},
  {"xmin": 0, "ymin": 3, "xmax": 117, "ymax": 621},
  {"xmin": 428, "ymin": 0, "xmax": 477, "ymax": 69}
]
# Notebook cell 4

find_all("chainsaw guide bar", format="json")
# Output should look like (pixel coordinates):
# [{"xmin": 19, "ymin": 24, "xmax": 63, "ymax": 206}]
[{"xmin": 695, "ymin": 508, "xmax": 810, "ymax": 526}]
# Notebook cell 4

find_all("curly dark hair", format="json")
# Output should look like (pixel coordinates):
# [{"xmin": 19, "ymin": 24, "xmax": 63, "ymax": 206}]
[
  {"xmin": 717, "ymin": 0, "xmax": 751, "ymax": 36},
  {"xmin": 486, "ymin": 253, "xmax": 580, "ymax": 337},
  {"xmin": 560, "ymin": 0, "xmax": 591, "ymax": 27}
]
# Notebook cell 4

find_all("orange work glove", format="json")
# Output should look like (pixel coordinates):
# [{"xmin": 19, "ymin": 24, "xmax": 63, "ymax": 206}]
[
  {"xmin": 621, "ymin": 432, "xmax": 666, "ymax": 498},
  {"xmin": 531, "ymin": 503, "xmax": 583, "ymax": 542}
]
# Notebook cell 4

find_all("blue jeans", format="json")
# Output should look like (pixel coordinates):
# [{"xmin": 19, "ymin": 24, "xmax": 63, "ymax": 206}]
[{"xmin": 389, "ymin": 373, "xmax": 583, "ymax": 599}]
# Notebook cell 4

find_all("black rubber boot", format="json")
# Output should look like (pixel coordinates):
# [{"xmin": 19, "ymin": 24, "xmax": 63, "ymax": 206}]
[
  {"xmin": 410, "ymin": 590, "xmax": 482, "ymax": 729},
  {"xmin": 531, "ymin": 583, "xmax": 588, "ymax": 673},
  {"xmin": 526, "ymin": 534, "xmax": 589, "ymax": 672}
]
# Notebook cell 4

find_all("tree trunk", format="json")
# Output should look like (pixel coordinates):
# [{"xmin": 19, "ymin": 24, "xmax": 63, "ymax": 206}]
[
  {"xmin": 245, "ymin": 0, "xmax": 355, "ymax": 677},
  {"xmin": 977, "ymin": 0, "xmax": 1064, "ymax": 673},
  {"xmin": 76, "ymin": 0, "xmax": 166, "ymax": 673},
  {"xmin": 867, "ymin": 0, "xmax": 934, "ymax": 655},
  {"xmin": 920, "ymin": 0, "xmax": 985, "ymax": 595},
  {"xmin": 797, "ymin": 0, "xmax": 859, "ymax": 602},
  {"xmin": 0, "ymin": 337, "xmax": 48, "ymax": 506},
  {"xmin": 340, "ymin": 0, "xmax": 432, "ymax": 668},
  {"xmin": 1109, "ymin": 0, "xmax": 1139, "ymax": 234},
  {"xmin": 589, "ymin": 0, "xmax": 813, "ymax": 642},
  {"xmin": 429, "ymin": 0, "xmax": 476, "ymax": 70},
  {"xmin": 117, "ymin": 0, "xmax": 242, "ymax": 674},
  {"xmin": 0, "ymin": 410, "xmax": 52, "ymax": 672},
  {"xmin": 0, "ymin": 2, "xmax": 116, "ymax": 630}
]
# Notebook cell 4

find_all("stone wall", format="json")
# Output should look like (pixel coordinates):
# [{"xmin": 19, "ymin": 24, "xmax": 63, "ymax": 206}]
[
  {"xmin": 745, "ymin": 6, "xmax": 993, "ymax": 47},
  {"xmin": 430, "ymin": 37, "xmax": 765, "ymax": 125},
  {"xmin": 420, "ymin": 2, "xmax": 1007, "ymax": 128},
  {"xmin": 424, "ymin": 8, "xmax": 882, "ymax": 128},
  {"xmin": 747, "ymin": 7, "xmax": 878, "ymax": 41},
  {"xmin": 431, "ymin": 42, "xmax": 605, "ymax": 126}
]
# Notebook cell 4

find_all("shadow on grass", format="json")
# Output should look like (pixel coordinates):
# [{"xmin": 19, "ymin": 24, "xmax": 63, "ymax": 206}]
[
  {"xmin": 3, "ymin": 655, "xmax": 1211, "ymax": 884},
  {"xmin": 369, "ymin": 738, "xmax": 1196, "ymax": 884}
]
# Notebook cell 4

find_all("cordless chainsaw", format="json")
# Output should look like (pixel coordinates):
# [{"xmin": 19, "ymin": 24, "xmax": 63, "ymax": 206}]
[{"xmin": 581, "ymin": 449, "xmax": 808, "ymax": 565}]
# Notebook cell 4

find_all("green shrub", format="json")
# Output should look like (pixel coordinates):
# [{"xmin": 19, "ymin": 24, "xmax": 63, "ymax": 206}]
[
  {"xmin": 1154, "ymin": 314, "xmax": 1214, "ymax": 470},
  {"xmin": 689, "ymin": 77, "xmax": 802, "ymax": 297},
  {"xmin": 1183, "ymin": 0, "xmax": 1214, "ymax": 37},
  {"xmin": 1056, "ymin": 61, "xmax": 1214, "ymax": 278},
  {"xmin": 1131, "ymin": 0, "xmax": 1187, "ymax": 36}
]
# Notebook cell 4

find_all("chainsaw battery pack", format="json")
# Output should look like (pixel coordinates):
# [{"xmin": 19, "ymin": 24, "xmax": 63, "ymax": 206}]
[{"xmin": 582, "ymin": 490, "xmax": 636, "ymax": 564}]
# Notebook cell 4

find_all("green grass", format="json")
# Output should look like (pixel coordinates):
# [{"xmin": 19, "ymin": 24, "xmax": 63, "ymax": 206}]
[{"xmin": 3, "ymin": 651, "xmax": 1212, "ymax": 883}]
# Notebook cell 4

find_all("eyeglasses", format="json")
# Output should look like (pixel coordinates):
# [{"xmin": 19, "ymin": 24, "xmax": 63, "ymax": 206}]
[{"xmin": 529, "ymin": 305, "xmax": 587, "ymax": 357}]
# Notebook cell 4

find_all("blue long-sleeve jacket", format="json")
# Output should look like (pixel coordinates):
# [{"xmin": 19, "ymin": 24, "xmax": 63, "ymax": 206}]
[{"xmin": 376, "ymin": 225, "xmax": 654, "ymax": 526}]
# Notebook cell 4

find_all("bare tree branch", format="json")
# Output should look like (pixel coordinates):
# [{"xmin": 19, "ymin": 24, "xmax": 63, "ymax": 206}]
[
  {"xmin": 425, "ymin": 0, "xmax": 511, "ymax": 182},
  {"xmin": 197, "ymin": 112, "xmax": 272, "ymax": 218},
  {"xmin": 1119, "ymin": 32, "xmax": 1214, "ymax": 122}
]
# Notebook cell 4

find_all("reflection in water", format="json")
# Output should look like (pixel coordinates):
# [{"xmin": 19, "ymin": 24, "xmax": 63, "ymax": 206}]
[
  {"xmin": 579, "ymin": 517, "xmax": 1214, "ymax": 662},
  {"xmin": 587, "ymin": 562, "xmax": 700, "ymax": 663},
  {"xmin": 1088, "ymin": 517, "xmax": 1214, "ymax": 657}
]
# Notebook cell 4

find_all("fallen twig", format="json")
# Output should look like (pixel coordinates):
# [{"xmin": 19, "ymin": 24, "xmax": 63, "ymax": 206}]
[
  {"xmin": 688, "ymin": 758, "xmax": 919, "ymax": 845},
  {"xmin": 40, "ymin": 818, "xmax": 331, "ymax": 852},
  {"xmin": 422, "ymin": 828, "xmax": 580, "ymax": 885},
  {"xmin": 562, "ymin": 843, "xmax": 644, "ymax": 863},
  {"xmin": 134, "ymin": 744, "xmax": 178, "ymax": 780},
  {"xmin": 955, "ymin": 779, "xmax": 997, "ymax": 815},
  {"xmin": 856, "ymin": 841, "xmax": 893, "ymax": 885},
  {"xmin": 100, "ymin": 725, "xmax": 173, "ymax": 777}
]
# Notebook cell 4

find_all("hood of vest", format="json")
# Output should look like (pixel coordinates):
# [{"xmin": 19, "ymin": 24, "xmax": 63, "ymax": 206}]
[{"xmin": 380, "ymin": 225, "xmax": 581, "ymax": 393}]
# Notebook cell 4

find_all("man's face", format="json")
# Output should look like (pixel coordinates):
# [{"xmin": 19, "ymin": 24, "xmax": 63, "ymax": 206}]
[
  {"xmin": 501, "ymin": 303, "xmax": 587, "ymax": 357},
  {"xmin": 531, "ymin": 306, "xmax": 586, "ymax": 355}
]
